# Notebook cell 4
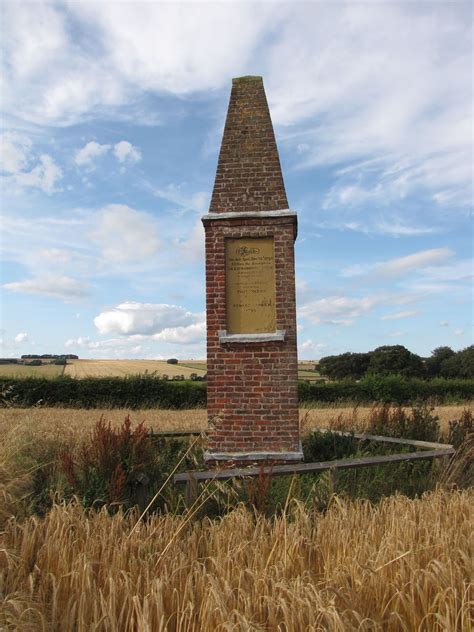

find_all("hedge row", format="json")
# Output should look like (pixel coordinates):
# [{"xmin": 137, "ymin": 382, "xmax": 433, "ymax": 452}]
[
  {"xmin": 1, "ymin": 374, "xmax": 473, "ymax": 408},
  {"xmin": 0, "ymin": 375, "xmax": 207, "ymax": 409}
]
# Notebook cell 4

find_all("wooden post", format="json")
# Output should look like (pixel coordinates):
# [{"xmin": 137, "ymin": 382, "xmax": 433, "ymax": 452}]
[{"xmin": 184, "ymin": 475, "xmax": 198, "ymax": 508}]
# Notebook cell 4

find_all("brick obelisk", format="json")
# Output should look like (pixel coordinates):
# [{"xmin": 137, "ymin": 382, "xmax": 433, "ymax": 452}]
[{"xmin": 202, "ymin": 76, "xmax": 301, "ymax": 465}]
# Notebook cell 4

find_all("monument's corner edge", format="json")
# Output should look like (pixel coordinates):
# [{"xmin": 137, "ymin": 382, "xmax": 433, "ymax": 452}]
[{"xmin": 219, "ymin": 330, "xmax": 286, "ymax": 344}]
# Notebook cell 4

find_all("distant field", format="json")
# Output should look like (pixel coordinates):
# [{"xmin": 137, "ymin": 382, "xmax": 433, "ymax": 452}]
[
  {"xmin": 0, "ymin": 363, "xmax": 64, "ymax": 378},
  {"xmin": 62, "ymin": 359, "xmax": 322, "ymax": 380},
  {"xmin": 64, "ymin": 359, "xmax": 207, "ymax": 379}
]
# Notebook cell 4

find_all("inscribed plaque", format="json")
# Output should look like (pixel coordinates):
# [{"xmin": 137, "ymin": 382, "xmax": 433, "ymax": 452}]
[{"xmin": 225, "ymin": 237, "xmax": 276, "ymax": 334}]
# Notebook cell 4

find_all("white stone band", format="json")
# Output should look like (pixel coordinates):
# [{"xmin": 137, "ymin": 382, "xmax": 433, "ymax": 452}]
[
  {"xmin": 219, "ymin": 330, "xmax": 286, "ymax": 343},
  {"xmin": 202, "ymin": 209, "xmax": 297, "ymax": 221},
  {"xmin": 204, "ymin": 450, "xmax": 304, "ymax": 462}
]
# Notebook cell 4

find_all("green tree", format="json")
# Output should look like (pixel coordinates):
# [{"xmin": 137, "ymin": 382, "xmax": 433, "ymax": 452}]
[
  {"xmin": 440, "ymin": 345, "xmax": 474, "ymax": 378},
  {"xmin": 367, "ymin": 345, "xmax": 425, "ymax": 377},
  {"xmin": 318, "ymin": 352, "xmax": 371, "ymax": 379},
  {"xmin": 425, "ymin": 346, "xmax": 455, "ymax": 377}
]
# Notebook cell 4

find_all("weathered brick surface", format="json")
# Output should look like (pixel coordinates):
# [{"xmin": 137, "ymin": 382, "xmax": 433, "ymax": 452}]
[
  {"xmin": 204, "ymin": 77, "xmax": 300, "ymax": 461},
  {"xmin": 209, "ymin": 76, "xmax": 288, "ymax": 214}
]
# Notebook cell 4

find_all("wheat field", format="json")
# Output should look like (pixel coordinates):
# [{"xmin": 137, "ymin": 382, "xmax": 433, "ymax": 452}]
[
  {"xmin": 1, "ymin": 489, "xmax": 472, "ymax": 631},
  {"xmin": 64, "ymin": 359, "xmax": 207, "ymax": 378},
  {"xmin": 1, "ymin": 405, "xmax": 472, "ymax": 630},
  {"xmin": 0, "ymin": 405, "xmax": 470, "ymax": 445}
]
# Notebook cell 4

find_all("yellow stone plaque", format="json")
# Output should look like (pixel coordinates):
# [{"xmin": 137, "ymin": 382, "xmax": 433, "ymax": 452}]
[{"xmin": 225, "ymin": 237, "xmax": 276, "ymax": 334}]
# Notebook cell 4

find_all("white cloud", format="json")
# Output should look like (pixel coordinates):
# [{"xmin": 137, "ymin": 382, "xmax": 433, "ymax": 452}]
[
  {"xmin": 1, "ymin": 2, "xmax": 277, "ymax": 125},
  {"xmin": 419, "ymin": 259, "xmax": 473, "ymax": 283},
  {"xmin": 374, "ymin": 248, "xmax": 453, "ymax": 279},
  {"xmin": 453, "ymin": 329, "xmax": 465, "ymax": 336},
  {"xmin": 440, "ymin": 321, "xmax": 450, "ymax": 327},
  {"xmin": 151, "ymin": 322, "xmax": 206, "ymax": 345},
  {"xmin": 271, "ymin": 4, "xmax": 472, "ymax": 205},
  {"xmin": 1, "ymin": 134, "xmax": 63, "ymax": 194},
  {"xmin": 148, "ymin": 183, "xmax": 209, "ymax": 215},
  {"xmin": 341, "ymin": 248, "xmax": 454, "ymax": 279},
  {"xmin": 14, "ymin": 332, "xmax": 28, "ymax": 343},
  {"xmin": 0, "ymin": 132, "xmax": 32, "ymax": 173},
  {"xmin": 65, "ymin": 336, "xmax": 91, "ymax": 349},
  {"xmin": 176, "ymin": 221, "xmax": 204, "ymax": 262},
  {"xmin": 94, "ymin": 301, "xmax": 201, "ymax": 336},
  {"xmin": 38, "ymin": 248, "xmax": 72, "ymax": 264},
  {"xmin": 3, "ymin": 275, "xmax": 88, "ymax": 300},
  {"xmin": 300, "ymin": 340, "xmax": 327, "ymax": 356},
  {"xmin": 113, "ymin": 141, "xmax": 141, "ymax": 164},
  {"xmin": 74, "ymin": 141, "xmax": 111, "ymax": 168},
  {"xmin": 299, "ymin": 295, "xmax": 381, "ymax": 325},
  {"xmin": 380, "ymin": 310, "xmax": 419, "ymax": 321},
  {"xmin": 91, "ymin": 204, "xmax": 161, "ymax": 263},
  {"xmin": 74, "ymin": 140, "xmax": 141, "ymax": 169}
]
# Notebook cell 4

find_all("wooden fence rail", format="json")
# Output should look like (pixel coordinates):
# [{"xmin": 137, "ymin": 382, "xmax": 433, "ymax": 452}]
[{"xmin": 173, "ymin": 431, "xmax": 455, "ymax": 505}]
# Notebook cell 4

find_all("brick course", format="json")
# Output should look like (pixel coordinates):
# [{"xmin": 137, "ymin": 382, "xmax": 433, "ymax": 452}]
[{"xmin": 204, "ymin": 77, "xmax": 300, "ymax": 463}]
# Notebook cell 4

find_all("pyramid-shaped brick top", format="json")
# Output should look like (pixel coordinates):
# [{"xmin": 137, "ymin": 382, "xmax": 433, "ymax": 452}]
[{"xmin": 209, "ymin": 76, "xmax": 289, "ymax": 214}]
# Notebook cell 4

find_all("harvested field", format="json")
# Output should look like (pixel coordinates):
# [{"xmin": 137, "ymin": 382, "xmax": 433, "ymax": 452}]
[
  {"xmin": 61, "ymin": 359, "xmax": 321, "ymax": 380},
  {"xmin": 64, "ymin": 359, "xmax": 207, "ymax": 379},
  {"xmin": 1, "ymin": 489, "xmax": 472, "ymax": 630},
  {"xmin": 0, "ymin": 405, "xmax": 470, "ymax": 444},
  {"xmin": 0, "ymin": 363, "xmax": 64, "ymax": 378}
]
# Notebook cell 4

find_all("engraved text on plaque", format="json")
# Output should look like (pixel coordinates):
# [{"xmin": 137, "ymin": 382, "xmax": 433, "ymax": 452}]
[{"xmin": 225, "ymin": 237, "xmax": 276, "ymax": 334}]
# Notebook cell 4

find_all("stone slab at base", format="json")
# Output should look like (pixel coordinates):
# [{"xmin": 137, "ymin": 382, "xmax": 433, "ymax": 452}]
[{"xmin": 204, "ymin": 448, "xmax": 303, "ymax": 464}]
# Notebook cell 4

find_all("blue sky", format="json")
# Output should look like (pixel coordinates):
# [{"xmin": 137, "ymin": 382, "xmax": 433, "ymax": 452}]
[{"xmin": 1, "ymin": 1, "xmax": 472, "ymax": 360}]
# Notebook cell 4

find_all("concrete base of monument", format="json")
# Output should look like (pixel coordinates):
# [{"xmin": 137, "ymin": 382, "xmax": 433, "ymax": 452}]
[{"xmin": 204, "ymin": 446, "xmax": 303, "ymax": 468}]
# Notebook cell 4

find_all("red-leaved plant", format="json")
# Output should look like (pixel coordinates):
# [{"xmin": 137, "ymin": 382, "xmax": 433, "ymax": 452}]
[{"xmin": 59, "ymin": 416, "xmax": 156, "ymax": 509}]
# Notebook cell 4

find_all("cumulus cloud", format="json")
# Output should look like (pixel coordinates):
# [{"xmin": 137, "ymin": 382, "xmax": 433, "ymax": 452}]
[
  {"xmin": 3, "ymin": 275, "xmax": 88, "ymax": 300},
  {"xmin": 94, "ymin": 301, "xmax": 201, "ymax": 336},
  {"xmin": 0, "ymin": 132, "xmax": 32, "ymax": 173},
  {"xmin": 113, "ymin": 141, "xmax": 141, "ymax": 164},
  {"xmin": 8, "ymin": 154, "xmax": 62, "ymax": 194},
  {"xmin": 14, "ymin": 332, "xmax": 28, "ymax": 343},
  {"xmin": 74, "ymin": 140, "xmax": 141, "ymax": 168},
  {"xmin": 151, "ymin": 322, "xmax": 206, "ymax": 345},
  {"xmin": 299, "ymin": 295, "xmax": 381, "ymax": 326},
  {"xmin": 74, "ymin": 141, "xmax": 111, "ymax": 168},
  {"xmin": 91, "ymin": 204, "xmax": 161, "ymax": 262},
  {"xmin": 1, "ymin": 131, "xmax": 63, "ymax": 194}
]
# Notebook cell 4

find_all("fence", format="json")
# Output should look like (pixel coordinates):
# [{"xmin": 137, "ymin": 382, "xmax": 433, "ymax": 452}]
[{"xmin": 173, "ymin": 430, "xmax": 455, "ymax": 504}]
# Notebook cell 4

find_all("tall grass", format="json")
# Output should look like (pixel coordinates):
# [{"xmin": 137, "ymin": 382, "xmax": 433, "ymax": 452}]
[
  {"xmin": 1, "ymin": 489, "xmax": 472, "ymax": 631},
  {"xmin": 1, "ymin": 405, "xmax": 473, "ymax": 630}
]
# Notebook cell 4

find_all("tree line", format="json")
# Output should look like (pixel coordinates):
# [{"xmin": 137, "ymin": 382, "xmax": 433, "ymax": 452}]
[{"xmin": 317, "ymin": 345, "xmax": 474, "ymax": 380}]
